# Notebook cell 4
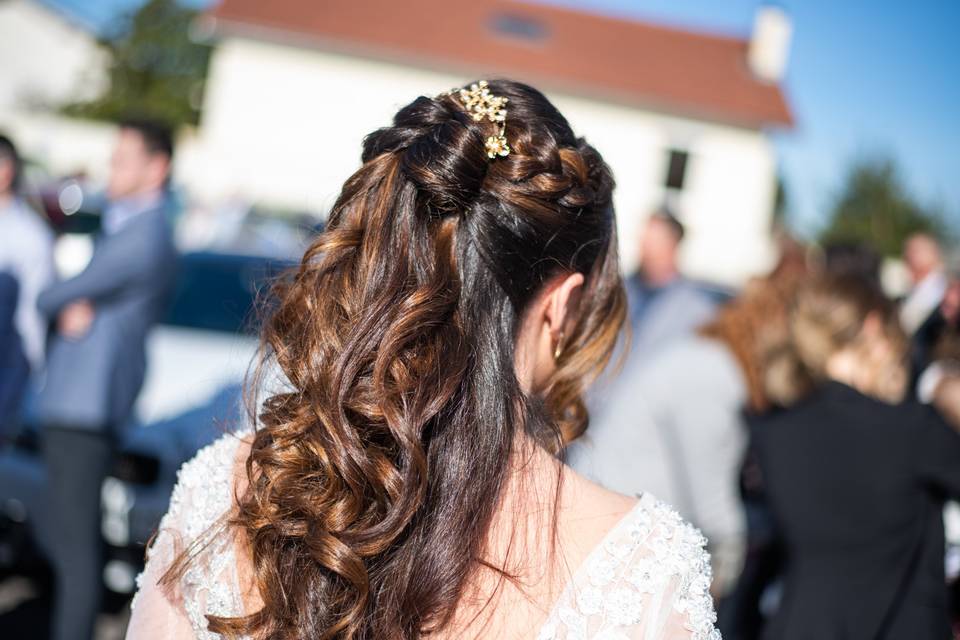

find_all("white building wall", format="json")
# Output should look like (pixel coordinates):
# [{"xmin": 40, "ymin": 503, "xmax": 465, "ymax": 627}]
[
  {"xmin": 0, "ymin": 0, "xmax": 107, "ymax": 111},
  {"xmin": 542, "ymin": 94, "xmax": 779, "ymax": 283},
  {"xmin": 678, "ymin": 126, "xmax": 779, "ymax": 283},
  {"xmin": 192, "ymin": 36, "xmax": 779, "ymax": 285},
  {"xmin": 0, "ymin": 112, "xmax": 116, "ymax": 183},
  {"xmin": 0, "ymin": 27, "xmax": 778, "ymax": 287}
]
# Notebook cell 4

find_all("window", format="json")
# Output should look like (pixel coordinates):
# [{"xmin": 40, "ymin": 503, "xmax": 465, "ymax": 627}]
[
  {"xmin": 488, "ymin": 13, "xmax": 549, "ymax": 44},
  {"xmin": 163, "ymin": 252, "xmax": 293, "ymax": 334},
  {"xmin": 664, "ymin": 149, "xmax": 689, "ymax": 191}
]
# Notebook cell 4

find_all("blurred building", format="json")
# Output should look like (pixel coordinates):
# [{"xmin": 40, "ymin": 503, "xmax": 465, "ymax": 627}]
[
  {"xmin": 0, "ymin": 0, "xmax": 115, "ymax": 184},
  {"xmin": 0, "ymin": 0, "xmax": 795, "ymax": 286},
  {"xmin": 0, "ymin": 0, "xmax": 106, "ymax": 112},
  {"xmin": 189, "ymin": 0, "xmax": 793, "ymax": 285}
]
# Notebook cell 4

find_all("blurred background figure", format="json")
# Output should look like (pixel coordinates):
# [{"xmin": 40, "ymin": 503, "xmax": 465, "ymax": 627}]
[
  {"xmin": 919, "ymin": 273, "xmax": 960, "ymax": 431},
  {"xmin": 751, "ymin": 273, "xmax": 960, "ymax": 640},
  {"xmin": 917, "ymin": 287, "xmax": 960, "ymax": 631},
  {"xmin": 918, "ymin": 274, "xmax": 960, "ymax": 412},
  {"xmin": 0, "ymin": 272, "xmax": 29, "ymax": 444},
  {"xmin": 626, "ymin": 208, "xmax": 717, "ymax": 356},
  {"xmin": 822, "ymin": 241, "xmax": 882, "ymax": 287},
  {"xmin": 34, "ymin": 119, "xmax": 178, "ymax": 640},
  {"xmin": 0, "ymin": 133, "xmax": 55, "ymax": 378},
  {"xmin": 901, "ymin": 233, "xmax": 950, "ymax": 377},
  {"xmin": 582, "ymin": 208, "xmax": 719, "ymax": 436},
  {"xmin": 568, "ymin": 254, "xmax": 805, "ymax": 601}
]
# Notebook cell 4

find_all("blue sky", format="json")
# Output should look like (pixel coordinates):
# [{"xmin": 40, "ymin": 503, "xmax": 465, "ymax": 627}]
[
  {"xmin": 50, "ymin": 0, "xmax": 960, "ymax": 236},
  {"xmin": 538, "ymin": 0, "xmax": 960, "ymax": 236}
]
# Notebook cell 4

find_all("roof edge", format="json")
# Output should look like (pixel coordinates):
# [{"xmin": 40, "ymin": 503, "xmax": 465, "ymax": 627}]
[{"xmin": 205, "ymin": 15, "xmax": 793, "ymax": 130}]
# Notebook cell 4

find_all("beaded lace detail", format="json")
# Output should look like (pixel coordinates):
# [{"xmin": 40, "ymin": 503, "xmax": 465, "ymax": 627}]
[
  {"xmin": 128, "ymin": 434, "xmax": 719, "ymax": 640},
  {"xmin": 130, "ymin": 429, "xmax": 251, "ymax": 639},
  {"xmin": 537, "ymin": 492, "xmax": 720, "ymax": 640}
]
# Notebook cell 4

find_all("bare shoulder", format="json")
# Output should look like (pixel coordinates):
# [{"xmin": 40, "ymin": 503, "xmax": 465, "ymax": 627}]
[
  {"xmin": 563, "ymin": 462, "xmax": 638, "ymax": 520},
  {"xmin": 559, "ymin": 463, "xmax": 639, "ymax": 557},
  {"xmin": 561, "ymin": 465, "xmax": 713, "ymax": 583}
]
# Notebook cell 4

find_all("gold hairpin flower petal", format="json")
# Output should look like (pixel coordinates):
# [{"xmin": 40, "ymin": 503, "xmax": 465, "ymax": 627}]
[{"xmin": 454, "ymin": 80, "xmax": 510, "ymax": 159}]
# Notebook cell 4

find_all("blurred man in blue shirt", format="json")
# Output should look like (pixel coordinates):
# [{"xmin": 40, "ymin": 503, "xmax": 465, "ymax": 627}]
[{"xmin": 626, "ymin": 208, "xmax": 717, "ymax": 354}]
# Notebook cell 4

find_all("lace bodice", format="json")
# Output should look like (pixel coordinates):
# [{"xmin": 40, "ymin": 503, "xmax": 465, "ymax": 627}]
[
  {"xmin": 128, "ymin": 429, "xmax": 251, "ymax": 639},
  {"xmin": 537, "ymin": 492, "xmax": 720, "ymax": 640},
  {"xmin": 126, "ymin": 433, "xmax": 720, "ymax": 640}
]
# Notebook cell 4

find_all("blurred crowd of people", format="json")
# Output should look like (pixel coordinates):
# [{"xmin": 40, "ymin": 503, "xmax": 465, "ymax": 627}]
[
  {"xmin": 570, "ymin": 211, "xmax": 960, "ymax": 638},
  {"xmin": 0, "ymin": 124, "xmax": 178, "ymax": 640}
]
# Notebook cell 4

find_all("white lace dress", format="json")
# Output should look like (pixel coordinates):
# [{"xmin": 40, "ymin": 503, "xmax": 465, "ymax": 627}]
[{"xmin": 125, "ymin": 432, "xmax": 721, "ymax": 640}]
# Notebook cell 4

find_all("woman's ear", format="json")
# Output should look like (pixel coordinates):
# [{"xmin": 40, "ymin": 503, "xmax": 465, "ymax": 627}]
[
  {"xmin": 544, "ymin": 272, "xmax": 585, "ymax": 339},
  {"xmin": 515, "ymin": 272, "xmax": 586, "ymax": 394},
  {"xmin": 861, "ymin": 311, "xmax": 884, "ymax": 339}
]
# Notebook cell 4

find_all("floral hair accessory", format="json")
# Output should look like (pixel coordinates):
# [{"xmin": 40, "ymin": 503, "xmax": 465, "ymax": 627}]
[{"xmin": 455, "ymin": 80, "xmax": 510, "ymax": 159}]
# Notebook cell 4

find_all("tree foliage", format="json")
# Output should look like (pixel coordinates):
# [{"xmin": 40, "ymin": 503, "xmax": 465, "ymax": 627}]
[
  {"xmin": 62, "ymin": 0, "xmax": 210, "ymax": 128},
  {"xmin": 819, "ymin": 155, "xmax": 950, "ymax": 257}
]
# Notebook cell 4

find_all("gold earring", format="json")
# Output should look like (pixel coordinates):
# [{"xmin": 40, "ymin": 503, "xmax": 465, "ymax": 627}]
[{"xmin": 554, "ymin": 331, "xmax": 565, "ymax": 361}]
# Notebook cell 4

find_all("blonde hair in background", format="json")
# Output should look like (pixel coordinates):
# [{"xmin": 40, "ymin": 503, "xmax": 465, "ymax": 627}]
[
  {"xmin": 699, "ymin": 270, "xmax": 806, "ymax": 413},
  {"xmin": 767, "ymin": 274, "xmax": 909, "ymax": 406}
]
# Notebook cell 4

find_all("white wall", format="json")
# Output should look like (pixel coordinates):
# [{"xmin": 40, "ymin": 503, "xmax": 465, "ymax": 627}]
[
  {"xmin": 194, "ymin": 36, "xmax": 779, "ymax": 286},
  {"xmin": 0, "ymin": 111, "xmax": 116, "ymax": 183},
  {"xmin": 543, "ymin": 94, "xmax": 779, "ymax": 283},
  {"xmin": 0, "ymin": 0, "xmax": 107, "ymax": 110},
  {"xmin": 0, "ymin": 1, "xmax": 115, "ymax": 188},
  {"xmin": 0, "ymin": 25, "xmax": 779, "ymax": 287}
]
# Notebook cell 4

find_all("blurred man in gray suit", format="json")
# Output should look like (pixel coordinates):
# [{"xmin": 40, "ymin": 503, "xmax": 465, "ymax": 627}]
[
  {"xmin": 626, "ymin": 208, "xmax": 717, "ymax": 354},
  {"xmin": 36, "ymin": 120, "xmax": 178, "ymax": 640},
  {"xmin": 588, "ymin": 209, "xmax": 717, "ymax": 402}
]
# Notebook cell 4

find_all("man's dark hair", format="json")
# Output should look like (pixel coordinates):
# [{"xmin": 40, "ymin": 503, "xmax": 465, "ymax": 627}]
[
  {"xmin": 650, "ymin": 206, "xmax": 685, "ymax": 242},
  {"xmin": 0, "ymin": 133, "xmax": 22, "ymax": 193},
  {"xmin": 823, "ymin": 241, "xmax": 882, "ymax": 287},
  {"xmin": 119, "ymin": 118, "xmax": 174, "ymax": 160}
]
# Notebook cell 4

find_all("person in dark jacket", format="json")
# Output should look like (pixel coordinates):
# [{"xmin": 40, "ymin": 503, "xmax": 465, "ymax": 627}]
[
  {"xmin": 901, "ymin": 233, "xmax": 952, "ymax": 381},
  {"xmin": 751, "ymin": 273, "xmax": 960, "ymax": 640},
  {"xmin": 0, "ymin": 271, "xmax": 28, "ymax": 443},
  {"xmin": 36, "ymin": 119, "xmax": 178, "ymax": 640}
]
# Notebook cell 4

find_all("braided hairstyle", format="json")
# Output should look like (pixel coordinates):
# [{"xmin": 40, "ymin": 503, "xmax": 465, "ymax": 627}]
[{"xmin": 172, "ymin": 79, "xmax": 625, "ymax": 639}]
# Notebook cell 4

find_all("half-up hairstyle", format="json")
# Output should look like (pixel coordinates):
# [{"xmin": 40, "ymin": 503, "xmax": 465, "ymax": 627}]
[{"xmin": 168, "ymin": 79, "xmax": 624, "ymax": 639}]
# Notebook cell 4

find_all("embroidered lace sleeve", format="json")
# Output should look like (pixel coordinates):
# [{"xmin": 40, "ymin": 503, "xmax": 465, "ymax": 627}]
[
  {"xmin": 125, "ymin": 431, "xmax": 251, "ymax": 640},
  {"xmin": 538, "ymin": 494, "xmax": 720, "ymax": 640}
]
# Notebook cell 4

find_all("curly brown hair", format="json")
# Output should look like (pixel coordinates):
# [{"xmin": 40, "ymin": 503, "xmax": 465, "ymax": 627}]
[
  {"xmin": 162, "ymin": 80, "xmax": 625, "ymax": 639},
  {"xmin": 699, "ymin": 271, "xmax": 805, "ymax": 413}
]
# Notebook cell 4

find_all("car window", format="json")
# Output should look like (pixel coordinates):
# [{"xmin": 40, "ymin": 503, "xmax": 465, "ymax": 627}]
[{"xmin": 163, "ymin": 252, "xmax": 292, "ymax": 334}]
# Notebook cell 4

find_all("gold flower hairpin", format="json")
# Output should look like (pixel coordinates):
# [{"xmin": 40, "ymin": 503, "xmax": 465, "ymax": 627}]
[{"xmin": 455, "ymin": 80, "xmax": 510, "ymax": 159}]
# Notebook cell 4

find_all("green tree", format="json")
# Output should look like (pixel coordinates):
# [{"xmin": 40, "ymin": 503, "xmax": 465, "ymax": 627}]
[
  {"xmin": 819, "ymin": 155, "xmax": 949, "ymax": 257},
  {"xmin": 62, "ymin": 0, "xmax": 210, "ymax": 127}
]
